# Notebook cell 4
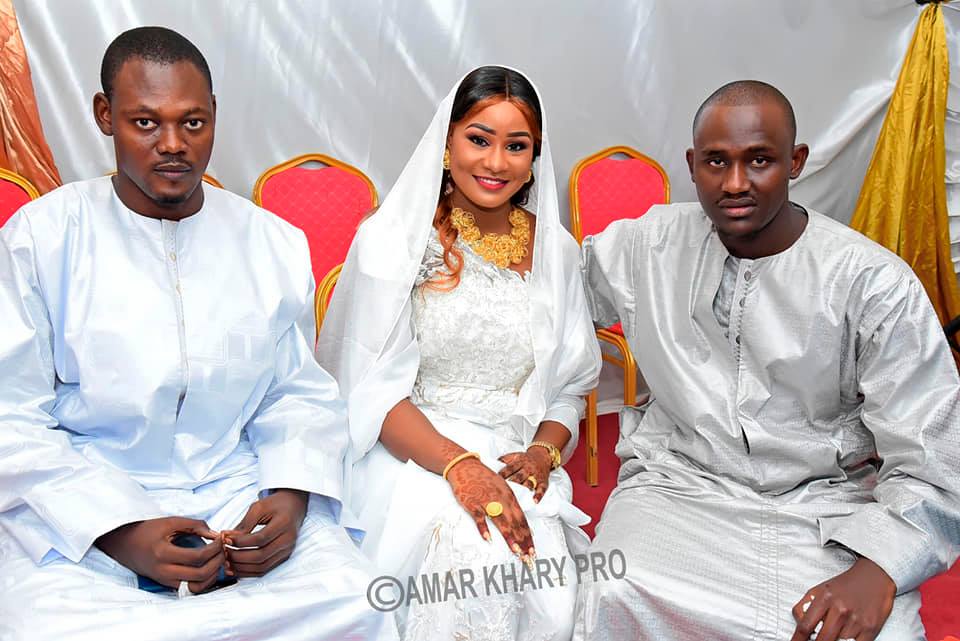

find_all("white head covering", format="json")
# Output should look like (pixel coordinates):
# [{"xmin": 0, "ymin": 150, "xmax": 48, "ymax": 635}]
[{"xmin": 317, "ymin": 67, "xmax": 601, "ymax": 472}]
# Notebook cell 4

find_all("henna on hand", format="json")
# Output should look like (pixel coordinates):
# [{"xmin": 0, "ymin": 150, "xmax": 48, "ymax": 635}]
[{"xmin": 446, "ymin": 458, "xmax": 536, "ymax": 561}]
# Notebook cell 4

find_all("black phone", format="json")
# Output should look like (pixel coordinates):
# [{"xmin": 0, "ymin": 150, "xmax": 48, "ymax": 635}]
[{"xmin": 136, "ymin": 532, "xmax": 236, "ymax": 593}]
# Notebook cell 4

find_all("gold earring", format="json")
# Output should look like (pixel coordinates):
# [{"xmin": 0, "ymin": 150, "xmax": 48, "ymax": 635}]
[
  {"xmin": 527, "ymin": 170, "xmax": 534, "ymax": 182},
  {"xmin": 443, "ymin": 148, "xmax": 451, "ymax": 170}
]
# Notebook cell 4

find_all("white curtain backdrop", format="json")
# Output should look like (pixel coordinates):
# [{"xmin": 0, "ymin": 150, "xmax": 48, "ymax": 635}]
[{"xmin": 14, "ymin": 0, "xmax": 960, "ymax": 412}]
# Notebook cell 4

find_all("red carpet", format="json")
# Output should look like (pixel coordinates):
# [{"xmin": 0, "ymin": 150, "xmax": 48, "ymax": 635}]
[{"xmin": 564, "ymin": 413, "xmax": 960, "ymax": 639}]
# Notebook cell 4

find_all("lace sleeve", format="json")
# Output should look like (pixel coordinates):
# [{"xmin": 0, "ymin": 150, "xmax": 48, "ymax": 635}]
[{"xmin": 415, "ymin": 229, "xmax": 447, "ymax": 287}]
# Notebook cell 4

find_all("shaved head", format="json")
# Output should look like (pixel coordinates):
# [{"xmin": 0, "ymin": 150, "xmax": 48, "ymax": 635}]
[
  {"xmin": 685, "ymin": 79, "xmax": 809, "ymax": 259},
  {"xmin": 693, "ymin": 80, "xmax": 796, "ymax": 144}
]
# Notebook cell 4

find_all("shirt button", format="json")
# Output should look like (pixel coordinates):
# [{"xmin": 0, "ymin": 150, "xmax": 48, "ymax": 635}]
[
  {"xmin": 736, "ymin": 335, "xmax": 741, "ymax": 345},
  {"xmin": 744, "ymin": 271, "xmax": 752, "ymax": 281},
  {"xmin": 739, "ymin": 297, "xmax": 745, "ymax": 307},
  {"xmin": 169, "ymin": 252, "xmax": 177, "ymax": 261}
]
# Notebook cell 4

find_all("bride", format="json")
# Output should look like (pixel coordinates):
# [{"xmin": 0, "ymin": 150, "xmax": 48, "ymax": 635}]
[{"xmin": 317, "ymin": 66, "xmax": 601, "ymax": 641}]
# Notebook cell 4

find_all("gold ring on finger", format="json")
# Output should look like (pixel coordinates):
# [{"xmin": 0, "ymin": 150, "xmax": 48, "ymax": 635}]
[
  {"xmin": 485, "ymin": 501, "xmax": 503, "ymax": 518},
  {"xmin": 526, "ymin": 475, "xmax": 538, "ymax": 490}
]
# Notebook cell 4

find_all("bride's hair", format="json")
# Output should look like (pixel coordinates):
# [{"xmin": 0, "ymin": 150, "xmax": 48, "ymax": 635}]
[{"xmin": 429, "ymin": 66, "xmax": 543, "ymax": 291}]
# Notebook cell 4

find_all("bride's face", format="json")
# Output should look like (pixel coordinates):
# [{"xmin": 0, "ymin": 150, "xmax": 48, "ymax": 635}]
[{"xmin": 447, "ymin": 100, "xmax": 535, "ymax": 214}]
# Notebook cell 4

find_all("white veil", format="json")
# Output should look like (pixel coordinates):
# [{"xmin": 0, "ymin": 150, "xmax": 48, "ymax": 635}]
[{"xmin": 316, "ymin": 67, "xmax": 601, "ymax": 498}]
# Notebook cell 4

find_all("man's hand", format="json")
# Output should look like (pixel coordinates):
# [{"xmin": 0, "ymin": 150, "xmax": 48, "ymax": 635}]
[
  {"xmin": 790, "ymin": 557, "xmax": 896, "ymax": 641},
  {"xmin": 222, "ymin": 488, "xmax": 308, "ymax": 578},
  {"xmin": 95, "ymin": 517, "xmax": 223, "ymax": 593}
]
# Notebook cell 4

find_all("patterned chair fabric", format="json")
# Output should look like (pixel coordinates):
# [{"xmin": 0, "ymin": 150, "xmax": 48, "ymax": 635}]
[
  {"xmin": 253, "ymin": 155, "xmax": 378, "ymax": 292},
  {"xmin": 573, "ymin": 154, "xmax": 670, "ymax": 239}
]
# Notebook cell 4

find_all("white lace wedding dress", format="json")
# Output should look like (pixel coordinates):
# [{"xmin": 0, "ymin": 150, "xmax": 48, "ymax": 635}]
[{"xmin": 363, "ymin": 231, "xmax": 589, "ymax": 641}]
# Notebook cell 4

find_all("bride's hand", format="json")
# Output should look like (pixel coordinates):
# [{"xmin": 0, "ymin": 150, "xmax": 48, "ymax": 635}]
[
  {"xmin": 446, "ymin": 458, "xmax": 535, "ymax": 561},
  {"xmin": 498, "ymin": 449, "xmax": 551, "ymax": 503}
]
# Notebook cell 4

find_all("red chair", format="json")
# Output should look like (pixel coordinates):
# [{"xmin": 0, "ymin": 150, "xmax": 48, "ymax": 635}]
[
  {"xmin": 0, "ymin": 167, "xmax": 40, "ymax": 227},
  {"xmin": 569, "ymin": 145, "xmax": 670, "ymax": 486},
  {"xmin": 252, "ymin": 154, "xmax": 378, "ymax": 332}
]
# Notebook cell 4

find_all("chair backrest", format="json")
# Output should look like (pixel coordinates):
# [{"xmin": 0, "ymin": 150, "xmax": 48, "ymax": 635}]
[
  {"xmin": 569, "ymin": 145, "xmax": 670, "ymax": 243},
  {"xmin": 0, "ymin": 168, "xmax": 40, "ymax": 227},
  {"xmin": 253, "ymin": 153, "xmax": 378, "ymax": 303},
  {"xmin": 201, "ymin": 173, "xmax": 224, "ymax": 188}
]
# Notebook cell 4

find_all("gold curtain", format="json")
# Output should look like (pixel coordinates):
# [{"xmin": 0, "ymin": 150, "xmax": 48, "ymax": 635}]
[
  {"xmin": 0, "ymin": 0, "xmax": 61, "ymax": 193},
  {"xmin": 850, "ymin": 3, "xmax": 960, "ymax": 361}
]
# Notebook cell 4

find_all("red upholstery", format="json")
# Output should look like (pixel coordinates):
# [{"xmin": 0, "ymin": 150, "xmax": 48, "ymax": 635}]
[
  {"xmin": 258, "ymin": 165, "xmax": 375, "ymax": 286},
  {"xmin": 0, "ymin": 179, "xmax": 33, "ymax": 227},
  {"xmin": 574, "ymin": 151, "xmax": 668, "ymax": 339},
  {"xmin": 576, "ymin": 156, "xmax": 668, "ymax": 238}
]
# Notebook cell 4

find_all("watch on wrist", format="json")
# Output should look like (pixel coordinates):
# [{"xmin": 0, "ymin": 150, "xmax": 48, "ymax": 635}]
[{"xmin": 529, "ymin": 440, "xmax": 562, "ymax": 470}]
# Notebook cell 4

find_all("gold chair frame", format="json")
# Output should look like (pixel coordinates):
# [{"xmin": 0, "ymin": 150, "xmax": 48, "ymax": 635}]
[
  {"xmin": 314, "ymin": 264, "xmax": 343, "ymax": 338},
  {"xmin": 201, "ymin": 173, "xmax": 224, "ymax": 188}
]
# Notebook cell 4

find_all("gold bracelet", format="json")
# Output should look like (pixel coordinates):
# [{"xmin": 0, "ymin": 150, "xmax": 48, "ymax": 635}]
[
  {"xmin": 529, "ymin": 441, "xmax": 562, "ymax": 470},
  {"xmin": 442, "ymin": 451, "xmax": 480, "ymax": 480}
]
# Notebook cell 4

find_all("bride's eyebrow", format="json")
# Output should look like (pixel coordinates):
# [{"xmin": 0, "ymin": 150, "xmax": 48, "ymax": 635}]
[
  {"xmin": 466, "ymin": 123, "xmax": 496, "ymax": 134},
  {"xmin": 466, "ymin": 123, "xmax": 531, "ymax": 139}
]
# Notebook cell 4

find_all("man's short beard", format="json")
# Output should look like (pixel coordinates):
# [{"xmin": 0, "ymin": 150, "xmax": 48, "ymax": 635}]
[{"xmin": 155, "ymin": 192, "xmax": 190, "ymax": 206}]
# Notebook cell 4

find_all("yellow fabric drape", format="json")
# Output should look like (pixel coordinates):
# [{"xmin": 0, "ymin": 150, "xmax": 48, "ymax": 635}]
[
  {"xmin": 850, "ymin": 3, "xmax": 960, "ymax": 361},
  {"xmin": 0, "ymin": 0, "xmax": 61, "ymax": 193}
]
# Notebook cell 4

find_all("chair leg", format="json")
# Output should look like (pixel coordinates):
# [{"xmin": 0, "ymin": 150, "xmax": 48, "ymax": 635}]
[
  {"xmin": 622, "ymin": 342, "xmax": 638, "ymax": 407},
  {"xmin": 597, "ymin": 329, "xmax": 638, "ymax": 409},
  {"xmin": 586, "ymin": 388, "xmax": 599, "ymax": 487},
  {"xmin": 591, "ymin": 329, "xmax": 637, "ymax": 487}
]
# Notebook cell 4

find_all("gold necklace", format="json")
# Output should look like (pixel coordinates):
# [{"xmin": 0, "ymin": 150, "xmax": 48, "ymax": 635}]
[{"xmin": 449, "ymin": 206, "xmax": 530, "ymax": 269}]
